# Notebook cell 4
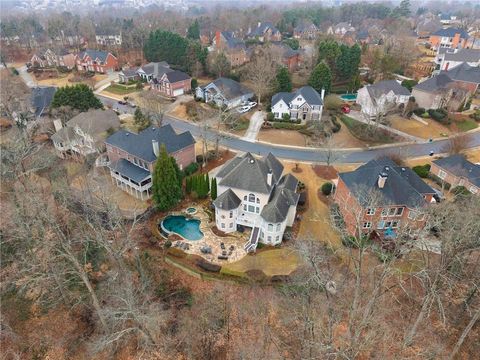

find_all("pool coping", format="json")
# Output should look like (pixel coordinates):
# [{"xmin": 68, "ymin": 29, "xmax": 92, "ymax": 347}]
[{"xmin": 160, "ymin": 212, "xmax": 205, "ymax": 241}]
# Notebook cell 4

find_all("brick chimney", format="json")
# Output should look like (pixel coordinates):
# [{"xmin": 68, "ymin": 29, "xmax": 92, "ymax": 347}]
[
  {"xmin": 453, "ymin": 33, "xmax": 461, "ymax": 48},
  {"xmin": 215, "ymin": 31, "xmax": 221, "ymax": 48}
]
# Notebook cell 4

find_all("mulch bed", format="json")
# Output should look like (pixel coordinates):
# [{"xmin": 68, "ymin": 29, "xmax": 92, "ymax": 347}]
[
  {"xmin": 202, "ymin": 150, "xmax": 236, "ymax": 173},
  {"xmin": 211, "ymin": 226, "xmax": 230, "ymax": 237},
  {"xmin": 317, "ymin": 189, "xmax": 334, "ymax": 206},
  {"xmin": 312, "ymin": 165, "xmax": 338, "ymax": 180}
]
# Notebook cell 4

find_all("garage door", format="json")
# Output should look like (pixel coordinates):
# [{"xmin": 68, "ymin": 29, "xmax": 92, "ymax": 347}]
[{"xmin": 173, "ymin": 88, "xmax": 184, "ymax": 96}]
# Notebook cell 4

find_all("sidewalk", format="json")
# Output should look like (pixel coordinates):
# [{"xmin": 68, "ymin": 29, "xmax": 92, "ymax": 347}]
[
  {"xmin": 348, "ymin": 110, "xmax": 424, "ymax": 142},
  {"xmin": 241, "ymin": 110, "xmax": 264, "ymax": 142}
]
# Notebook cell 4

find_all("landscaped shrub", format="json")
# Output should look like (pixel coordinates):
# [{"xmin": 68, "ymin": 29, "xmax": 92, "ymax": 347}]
[
  {"xmin": 164, "ymin": 240, "xmax": 172, "ymax": 248},
  {"xmin": 267, "ymin": 112, "xmax": 275, "ymax": 121},
  {"xmin": 412, "ymin": 164, "xmax": 431, "ymax": 178},
  {"xmin": 183, "ymin": 162, "xmax": 199, "ymax": 176},
  {"xmin": 413, "ymin": 107, "xmax": 425, "ymax": 116},
  {"xmin": 401, "ymin": 79, "xmax": 418, "ymax": 92},
  {"xmin": 272, "ymin": 122, "xmax": 305, "ymax": 130},
  {"xmin": 428, "ymin": 173, "xmax": 451, "ymax": 190},
  {"xmin": 282, "ymin": 113, "xmax": 291, "ymax": 121},
  {"xmin": 331, "ymin": 115, "xmax": 341, "ymax": 133},
  {"xmin": 469, "ymin": 111, "xmax": 480, "ymax": 121},
  {"xmin": 321, "ymin": 182, "xmax": 333, "ymax": 195},
  {"xmin": 428, "ymin": 108, "xmax": 450, "ymax": 124},
  {"xmin": 452, "ymin": 186, "xmax": 471, "ymax": 197}
]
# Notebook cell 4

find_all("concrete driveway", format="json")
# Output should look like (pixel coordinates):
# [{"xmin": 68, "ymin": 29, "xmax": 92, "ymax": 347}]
[
  {"xmin": 242, "ymin": 110, "xmax": 265, "ymax": 142},
  {"xmin": 16, "ymin": 65, "xmax": 36, "ymax": 88}
]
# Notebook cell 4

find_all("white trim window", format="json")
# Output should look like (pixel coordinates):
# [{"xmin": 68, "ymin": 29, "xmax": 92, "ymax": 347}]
[
  {"xmin": 396, "ymin": 208, "xmax": 404, "ymax": 216},
  {"xmin": 366, "ymin": 208, "xmax": 375, "ymax": 215},
  {"xmin": 469, "ymin": 186, "xmax": 478, "ymax": 194},
  {"xmin": 438, "ymin": 169, "xmax": 447, "ymax": 180},
  {"xmin": 381, "ymin": 209, "xmax": 388, "ymax": 217},
  {"xmin": 377, "ymin": 220, "xmax": 385, "ymax": 229},
  {"xmin": 363, "ymin": 222, "xmax": 372, "ymax": 229},
  {"xmin": 392, "ymin": 220, "xmax": 400, "ymax": 228}
]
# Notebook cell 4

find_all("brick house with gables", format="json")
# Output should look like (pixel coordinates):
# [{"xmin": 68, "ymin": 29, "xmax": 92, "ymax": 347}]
[
  {"xmin": 151, "ymin": 70, "xmax": 192, "ymax": 97},
  {"xmin": 333, "ymin": 158, "xmax": 436, "ymax": 237},
  {"xmin": 430, "ymin": 155, "xmax": 480, "ymax": 195},
  {"xmin": 76, "ymin": 49, "xmax": 118, "ymax": 73},
  {"xmin": 105, "ymin": 125, "xmax": 195, "ymax": 200}
]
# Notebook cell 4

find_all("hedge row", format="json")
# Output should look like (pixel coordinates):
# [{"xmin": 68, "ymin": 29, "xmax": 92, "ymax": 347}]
[
  {"xmin": 272, "ymin": 122, "xmax": 306, "ymax": 130},
  {"xmin": 412, "ymin": 164, "xmax": 431, "ymax": 178}
]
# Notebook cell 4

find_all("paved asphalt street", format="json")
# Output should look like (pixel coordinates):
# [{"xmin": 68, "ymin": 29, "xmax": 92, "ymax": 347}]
[{"xmin": 97, "ymin": 95, "xmax": 480, "ymax": 164}]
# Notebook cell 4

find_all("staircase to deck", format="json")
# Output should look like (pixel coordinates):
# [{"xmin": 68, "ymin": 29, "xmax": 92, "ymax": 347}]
[{"xmin": 244, "ymin": 226, "xmax": 260, "ymax": 253}]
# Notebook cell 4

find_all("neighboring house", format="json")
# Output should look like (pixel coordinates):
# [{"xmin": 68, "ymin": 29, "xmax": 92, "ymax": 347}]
[
  {"xmin": 438, "ymin": 13, "xmax": 458, "ymax": 25},
  {"xmin": 29, "ymin": 49, "xmax": 75, "ymax": 69},
  {"xmin": 51, "ymin": 109, "xmax": 120, "ymax": 159},
  {"xmin": 247, "ymin": 22, "xmax": 282, "ymax": 42},
  {"xmin": 136, "ymin": 62, "xmax": 171, "ymax": 82},
  {"xmin": 195, "ymin": 77, "xmax": 254, "ymax": 109},
  {"xmin": 213, "ymin": 31, "xmax": 249, "ymax": 67},
  {"xmin": 415, "ymin": 16, "xmax": 442, "ymax": 37},
  {"xmin": 271, "ymin": 86, "xmax": 325, "ymax": 121},
  {"xmin": 430, "ymin": 155, "xmax": 480, "ymax": 195},
  {"xmin": 200, "ymin": 30, "xmax": 212, "ymax": 46},
  {"xmin": 76, "ymin": 49, "xmax": 118, "ymax": 73},
  {"xmin": 328, "ymin": 22, "xmax": 355, "ymax": 36},
  {"xmin": 31, "ymin": 86, "xmax": 56, "ymax": 118},
  {"xmin": 151, "ymin": 70, "xmax": 192, "ymax": 97},
  {"xmin": 269, "ymin": 42, "xmax": 302, "ymax": 72},
  {"xmin": 428, "ymin": 28, "xmax": 469, "ymax": 50},
  {"xmin": 105, "ymin": 125, "xmax": 195, "ymax": 200},
  {"xmin": 293, "ymin": 22, "xmax": 319, "ymax": 39},
  {"xmin": 118, "ymin": 67, "xmax": 139, "ymax": 83},
  {"xmin": 95, "ymin": 33, "xmax": 122, "ymax": 46},
  {"xmin": 357, "ymin": 80, "xmax": 411, "ymax": 119},
  {"xmin": 436, "ymin": 48, "xmax": 480, "ymax": 71},
  {"xmin": 439, "ymin": 62, "xmax": 480, "ymax": 93},
  {"xmin": 412, "ymin": 73, "xmax": 470, "ymax": 111},
  {"xmin": 213, "ymin": 152, "xmax": 299, "ymax": 252},
  {"xmin": 356, "ymin": 29, "xmax": 371, "ymax": 44},
  {"xmin": 333, "ymin": 157, "xmax": 436, "ymax": 237}
]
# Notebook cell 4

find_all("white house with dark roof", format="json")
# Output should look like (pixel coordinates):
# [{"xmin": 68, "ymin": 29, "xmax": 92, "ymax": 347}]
[
  {"xmin": 436, "ymin": 48, "xmax": 480, "ymax": 72},
  {"xmin": 357, "ymin": 80, "xmax": 411, "ymax": 119},
  {"xmin": 105, "ymin": 125, "xmax": 195, "ymax": 199},
  {"xmin": 212, "ymin": 152, "xmax": 299, "ymax": 252},
  {"xmin": 247, "ymin": 22, "xmax": 282, "ymax": 42},
  {"xmin": 196, "ymin": 78, "xmax": 254, "ymax": 109},
  {"xmin": 136, "ymin": 62, "xmax": 171, "ymax": 82},
  {"xmin": 271, "ymin": 86, "xmax": 325, "ymax": 121}
]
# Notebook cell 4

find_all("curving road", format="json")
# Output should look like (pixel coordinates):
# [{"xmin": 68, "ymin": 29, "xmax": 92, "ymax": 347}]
[{"xmin": 101, "ymin": 95, "xmax": 480, "ymax": 164}]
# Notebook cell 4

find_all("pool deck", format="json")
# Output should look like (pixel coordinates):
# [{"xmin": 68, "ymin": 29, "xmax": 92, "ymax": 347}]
[{"xmin": 167, "ymin": 206, "xmax": 249, "ymax": 264}]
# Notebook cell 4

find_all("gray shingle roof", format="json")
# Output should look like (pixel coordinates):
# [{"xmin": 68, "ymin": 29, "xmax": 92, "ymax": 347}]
[
  {"xmin": 366, "ymin": 80, "xmax": 411, "ymax": 100},
  {"xmin": 272, "ymin": 86, "xmax": 323, "ymax": 107},
  {"xmin": 339, "ymin": 157, "xmax": 435, "ymax": 208},
  {"xmin": 109, "ymin": 159, "xmax": 150, "ymax": 183},
  {"xmin": 105, "ymin": 124, "xmax": 195, "ymax": 163},
  {"xmin": 414, "ymin": 73, "xmax": 453, "ymax": 92},
  {"xmin": 221, "ymin": 31, "xmax": 246, "ymax": 50},
  {"xmin": 31, "ymin": 86, "xmax": 56, "ymax": 117},
  {"xmin": 139, "ymin": 62, "xmax": 171, "ymax": 78},
  {"xmin": 444, "ymin": 49, "xmax": 480, "ymax": 63},
  {"xmin": 67, "ymin": 109, "xmax": 121, "ymax": 139},
  {"xmin": 261, "ymin": 174, "xmax": 299, "ymax": 223},
  {"xmin": 121, "ymin": 67, "xmax": 138, "ymax": 77},
  {"xmin": 164, "ymin": 70, "xmax": 191, "ymax": 83},
  {"xmin": 210, "ymin": 78, "xmax": 253, "ymax": 101},
  {"xmin": 433, "ymin": 155, "xmax": 480, "ymax": 187},
  {"xmin": 249, "ymin": 22, "xmax": 280, "ymax": 37},
  {"xmin": 78, "ymin": 49, "xmax": 112, "ymax": 63},
  {"xmin": 432, "ymin": 28, "xmax": 468, "ymax": 39},
  {"xmin": 440, "ymin": 62, "xmax": 480, "ymax": 84},
  {"xmin": 218, "ymin": 152, "xmax": 284, "ymax": 194},
  {"xmin": 213, "ymin": 189, "xmax": 241, "ymax": 210},
  {"xmin": 294, "ymin": 22, "xmax": 318, "ymax": 33}
]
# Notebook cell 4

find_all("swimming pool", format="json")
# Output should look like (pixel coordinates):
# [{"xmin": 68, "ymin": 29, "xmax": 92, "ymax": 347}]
[
  {"xmin": 340, "ymin": 93, "xmax": 357, "ymax": 101},
  {"xmin": 160, "ymin": 215, "xmax": 204, "ymax": 241}
]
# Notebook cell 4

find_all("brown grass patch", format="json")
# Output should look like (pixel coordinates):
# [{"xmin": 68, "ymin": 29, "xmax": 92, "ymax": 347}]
[{"xmin": 312, "ymin": 165, "xmax": 338, "ymax": 180}]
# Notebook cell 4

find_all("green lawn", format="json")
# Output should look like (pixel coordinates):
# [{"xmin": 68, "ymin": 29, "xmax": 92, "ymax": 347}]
[
  {"xmin": 105, "ymin": 84, "xmax": 140, "ymax": 95},
  {"xmin": 221, "ymin": 248, "xmax": 302, "ymax": 277},
  {"xmin": 456, "ymin": 119, "xmax": 478, "ymax": 132},
  {"xmin": 339, "ymin": 115, "xmax": 396, "ymax": 144}
]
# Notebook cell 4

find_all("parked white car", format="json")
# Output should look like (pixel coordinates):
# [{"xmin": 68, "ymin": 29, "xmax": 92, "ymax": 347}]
[{"xmin": 237, "ymin": 105, "xmax": 251, "ymax": 113}]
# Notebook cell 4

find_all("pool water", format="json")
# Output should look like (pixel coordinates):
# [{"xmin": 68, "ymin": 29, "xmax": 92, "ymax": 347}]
[
  {"xmin": 161, "ymin": 215, "xmax": 203, "ymax": 241},
  {"xmin": 340, "ymin": 93, "xmax": 357, "ymax": 101}
]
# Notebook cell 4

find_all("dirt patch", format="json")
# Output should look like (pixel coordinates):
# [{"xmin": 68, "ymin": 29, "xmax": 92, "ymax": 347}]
[
  {"xmin": 258, "ymin": 128, "xmax": 306, "ymax": 147},
  {"xmin": 312, "ymin": 165, "xmax": 338, "ymax": 180},
  {"xmin": 329, "ymin": 123, "xmax": 366, "ymax": 148}
]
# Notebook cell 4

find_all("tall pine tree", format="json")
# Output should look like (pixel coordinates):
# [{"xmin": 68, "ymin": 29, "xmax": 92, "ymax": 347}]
[
  {"xmin": 211, "ymin": 178, "xmax": 217, "ymax": 200},
  {"xmin": 308, "ymin": 62, "xmax": 332, "ymax": 94},
  {"xmin": 275, "ymin": 67, "xmax": 292, "ymax": 92},
  {"xmin": 152, "ymin": 145, "xmax": 182, "ymax": 211}
]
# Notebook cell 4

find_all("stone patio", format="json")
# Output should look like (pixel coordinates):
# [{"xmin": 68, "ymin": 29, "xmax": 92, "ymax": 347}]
[{"xmin": 166, "ymin": 204, "xmax": 250, "ymax": 264}]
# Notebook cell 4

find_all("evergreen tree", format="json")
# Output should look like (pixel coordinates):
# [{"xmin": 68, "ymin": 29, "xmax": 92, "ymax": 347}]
[
  {"xmin": 187, "ymin": 19, "xmax": 200, "ymax": 40},
  {"xmin": 185, "ymin": 176, "xmax": 191, "ymax": 194},
  {"xmin": 275, "ymin": 67, "xmax": 292, "ymax": 92},
  {"xmin": 336, "ymin": 44, "xmax": 351, "ymax": 80},
  {"xmin": 318, "ymin": 40, "xmax": 341, "ymax": 71},
  {"xmin": 170, "ymin": 156, "xmax": 183, "ymax": 190},
  {"xmin": 308, "ymin": 62, "xmax": 332, "ymax": 94},
  {"xmin": 134, "ymin": 108, "xmax": 152, "ymax": 131},
  {"xmin": 211, "ymin": 178, "xmax": 217, "ymax": 200},
  {"xmin": 205, "ymin": 173, "xmax": 210, "ymax": 192},
  {"xmin": 152, "ymin": 145, "xmax": 182, "ymax": 211},
  {"xmin": 51, "ymin": 84, "xmax": 103, "ymax": 112}
]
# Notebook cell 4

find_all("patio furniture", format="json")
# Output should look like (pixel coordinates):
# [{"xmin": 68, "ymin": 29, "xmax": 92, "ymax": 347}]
[{"xmin": 220, "ymin": 242, "xmax": 225, "ymax": 249}]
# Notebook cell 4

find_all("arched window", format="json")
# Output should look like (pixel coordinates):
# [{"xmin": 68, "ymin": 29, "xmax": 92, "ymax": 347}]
[{"xmin": 248, "ymin": 193, "xmax": 256, "ymax": 202}]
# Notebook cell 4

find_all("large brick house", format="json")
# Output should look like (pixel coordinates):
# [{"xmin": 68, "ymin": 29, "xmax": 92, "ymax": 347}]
[
  {"xmin": 105, "ymin": 125, "xmax": 195, "ymax": 199},
  {"xmin": 430, "ymin": 155, "xmax": 480, "ymax": 195},
  {"xmin": 151, "ymin": 70, "xmax": 192, "ymax": 97},
  {"xmin": 333, "ymin": 158, "xmax": 436, "ymax": 237},
  {"xmin": 29, "ymin": 49, "xmax": 75, "ymax": 69},
  {"xmin": 213, "ymin": 31, "xmax": 249, "ymax": 67},
  {"xmin": 293, "ymin": 22, "xmax": 319, "ymax": 39},
  {"xmin": 76, "ymin": 49, "xmax": 118, "ymax": 73}
]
